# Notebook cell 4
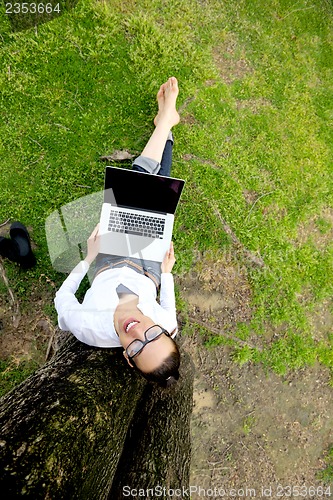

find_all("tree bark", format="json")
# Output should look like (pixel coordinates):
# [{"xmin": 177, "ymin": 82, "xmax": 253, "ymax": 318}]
[
  {"xmin": 0, "ymin": 337, "xmax": 193, "ymax": 499},
  {"xmin": 0, "ymin": 337, "xmax": 146, "ymax": 499},
  {"xmin": 109, "ymin": 351, "xmax": 194, "ymax": 499}
]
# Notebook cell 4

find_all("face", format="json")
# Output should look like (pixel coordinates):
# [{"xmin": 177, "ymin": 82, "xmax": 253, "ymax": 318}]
[{"xmin": 114, "ymin": 298, "xmax": 175, "ymax": 373}]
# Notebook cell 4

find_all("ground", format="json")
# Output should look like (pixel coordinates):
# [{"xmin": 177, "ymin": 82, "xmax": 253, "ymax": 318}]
[
  {"xmin": 177, "ymin": 251, "xmax": 333, "ymax": 498},
  {"xmin": 1, "ymin": 242, "xmax": 332, "ymax": 499}
]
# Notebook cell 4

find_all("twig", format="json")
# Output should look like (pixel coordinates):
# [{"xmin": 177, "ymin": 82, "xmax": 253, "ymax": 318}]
[
  {"xmin": 0, "ymin": 259, "xmax": 21, "ymax": 328},
  {"xmin": 38, "ymin": 273, "xmax": 56, "ymax": 289},
  {"xmin": 207, "ymin": 460, "xmax": 224, "ymax": 466},
  {"xmin": 198, "ymin": 350, "xmax": 204, "ymax": 366},
  {"xmin": 194, "ymin": 183, "xmax": 266, "ymax": 268},
  {"xmin": 53, "ymin": 123, "xmax": 72, "ymax": 132},
  {"xmin": 28, "ymin": 136, "xmax": 44, "ymax": 149},
  {"xmin": 245, "ymin": 191, "xmax": 275, "ymax": 223},
  {"xmin": 222, "ymin": 443, "xmax": 233, "ymax": 457},
  {"xmin": 188, "ymin": 315, "xmax": 261, "ymax": 351},
  {"xmin": 70, "ymin": 41, "xmax": 85, "ymax": 60},
  {"xmin": 73, "ymin": 99, "xmax": 84, "ymax": 111},
  {"xmin": 27, "ymin": 154, "xmax": 45, "ymax": 167},
  {"xmin": 209, "ymin": 466, "xmax": 230, "ymax": 471},
  {"xmin": 45, "ymin": 329, "xmax": 56, "ymax": 361},
  {"xmin": 278, "ymin": 5, "xmax": 316, "ymax": 21},
  {"xmin": 65, "ymin": 90, "xmax": 84, "ymax": 111},
  {"xmin": 240, "ymin": 440, "xmax": 250, "ymax": 451},
  {"xmin": 0, "ymin": 218, "xmax": 10, "ymax": 228}
]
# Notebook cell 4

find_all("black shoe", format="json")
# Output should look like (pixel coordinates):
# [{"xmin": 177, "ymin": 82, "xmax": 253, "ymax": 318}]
[
  {"xmin": 9, "ymin": 222, "xmax": 36, "ymax": 269},
  {"xmin": 0, "ymin": 236, "xmax": 20, "ymax": 262}
]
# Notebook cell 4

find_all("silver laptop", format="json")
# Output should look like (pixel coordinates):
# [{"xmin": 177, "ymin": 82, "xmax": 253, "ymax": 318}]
[{"xmin": 99, "ymin": 167, "xmax": 185, "ymax": 262}]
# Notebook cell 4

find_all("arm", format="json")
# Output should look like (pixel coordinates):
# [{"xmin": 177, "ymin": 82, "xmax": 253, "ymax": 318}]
[
  {"xmin": 54, "ymin": 260, "xmax": 90, "ymax": 331},
  {"xmin": 160, "ymin": 242, "xmax": 178, "ymax": 334},
  {"xmin": 54, "ymin": 224, "xmax": 100, "ymax": 332}
]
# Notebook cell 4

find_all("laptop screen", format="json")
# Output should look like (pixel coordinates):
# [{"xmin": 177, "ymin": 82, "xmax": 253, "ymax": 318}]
[{"xmin": 104, "ymin": 167, "xmax": 185, "ymax": 214}]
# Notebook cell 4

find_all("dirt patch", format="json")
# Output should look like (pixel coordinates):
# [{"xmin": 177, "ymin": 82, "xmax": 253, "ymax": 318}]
[
  {"xmin": 181, "ymin": 113, "xmax": 198, "ymax": 126},
  {"xmin": 294, "ymin": 208, "xmax": 333, "ymax": 250},
  {"xmin": 0, "ymin": 300, "xmax": 53, "ymax": 366},
  {"xmin": 306, "ymin": 298, "xmax": 333, "ymax": 343},
  {"xmin": 262, "ymin": 203, "xmax": 288, "ymax": 221},
  {"xmin": 236, "ymin": 98, "xmax": 273, "ymax": 114},
  {"xmin": 178, "ymin": 249, "xmax": 252, "ymax": 333},
  {"xmin": 213, "ymin": 34, "xmax": 252, "ymax": 85},
  {"xmin": 183, "ymin": 333, "xmax": 333, "ymax": 497},
  {"xmin": 0, "ymin": 265, "xmax": 55, "ymax": 367}
]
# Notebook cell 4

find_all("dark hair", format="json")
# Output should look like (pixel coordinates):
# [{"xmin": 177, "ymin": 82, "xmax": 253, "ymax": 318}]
[{"xmin": 133, "ymin": 342, "xmax": 180, "ymax": 388}]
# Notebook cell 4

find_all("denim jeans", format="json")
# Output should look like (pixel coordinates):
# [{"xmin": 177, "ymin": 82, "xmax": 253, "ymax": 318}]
[
  {"xmin": 132, "ymin": 136, "xmax": 173, "ymax": 177},
  {"xmin": 94, "ymin": 137, "xmax": 174, "ymax": 289}
]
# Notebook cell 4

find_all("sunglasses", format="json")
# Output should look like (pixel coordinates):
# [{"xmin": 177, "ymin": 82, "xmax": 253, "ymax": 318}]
[{"xmin": 126, "ymin": 325, "xmax": 171, "ymax": 359}]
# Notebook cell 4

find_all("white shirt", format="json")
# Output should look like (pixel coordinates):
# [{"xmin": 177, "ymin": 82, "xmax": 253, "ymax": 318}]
[{"xmin": 54, "ymin": 261, "xmax": 178, "ymax": 348}]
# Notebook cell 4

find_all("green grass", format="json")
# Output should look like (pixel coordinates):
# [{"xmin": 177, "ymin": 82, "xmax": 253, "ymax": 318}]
[
  {"xmin": 318, "ymin": 446, "xmax": 333, "ymax": 484},
  {"xmin": 0, "ymin": 359, "xmax": 40, "ymax": 398},
  {"xmin": 0, "ymin": 0, "xmax": 333, "ymax": 392}
]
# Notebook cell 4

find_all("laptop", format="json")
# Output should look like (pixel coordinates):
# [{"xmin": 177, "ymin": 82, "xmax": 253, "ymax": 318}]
[{"xmin": 99, "ymin": 167, "xmax": 185, "ymax": 262}]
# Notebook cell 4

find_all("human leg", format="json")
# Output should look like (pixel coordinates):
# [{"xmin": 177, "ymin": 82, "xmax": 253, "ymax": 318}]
[
  {"xmin": 132, "ymin": 77, "xmax": 179, "ymax": 175},
  {"xmin": 132, "ymin": 135, "xmax": 173, "ymax": 177},
  {"xmin": 158, "ymin": 132, "xmax": 173, "ymax": 177}
]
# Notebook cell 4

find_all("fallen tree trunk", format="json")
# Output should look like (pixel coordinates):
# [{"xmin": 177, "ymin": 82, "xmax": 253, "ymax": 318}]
[
  {"xmin": 0, "ymin": 336, "xmax": 193, "ymax": 499},
  {"xmin": 109, "ymin": 351, "xmax": 194, "ymax": 499},
  {"xmin": 0, "ymin": 337, "xmax": 146, "ymax": 498}
]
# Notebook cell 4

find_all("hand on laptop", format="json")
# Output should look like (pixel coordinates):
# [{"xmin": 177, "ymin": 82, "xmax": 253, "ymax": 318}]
[
  {"xmin": 84, "ymin": 224, "xmax": 101, "ymax": 265},
  {"xmin": 161, "ymin": 242, "xmax": 176, "ymax": 273}
]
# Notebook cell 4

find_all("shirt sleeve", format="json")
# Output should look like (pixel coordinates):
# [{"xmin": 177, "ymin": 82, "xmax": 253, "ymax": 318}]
[
  {"xmin": 54, "ymin": 260, "xmax": 90, "ymax": 332},
  {"xmin": 159, "ymin": 272, "xmax": 178, "ymax": 336}
]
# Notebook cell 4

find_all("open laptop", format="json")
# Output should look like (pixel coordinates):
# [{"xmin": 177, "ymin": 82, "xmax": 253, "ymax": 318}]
[{"xmin": 99, "ymin": 167, "xmax": 185, "ymax": 262}]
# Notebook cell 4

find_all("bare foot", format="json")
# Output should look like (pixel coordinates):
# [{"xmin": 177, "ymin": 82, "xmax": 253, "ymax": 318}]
[
  {"xmin": 154, "ymin": 77, "xmax": 180, "ymax": 128},
  {"xmin": 154, "ymin": 83, "xmax": 167, "ymax": 122}
]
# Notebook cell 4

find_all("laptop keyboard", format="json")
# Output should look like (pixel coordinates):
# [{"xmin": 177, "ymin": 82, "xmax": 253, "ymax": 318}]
[{"xmin": 108, "ymin": 210, "xmax": 165, "ymax": 239}]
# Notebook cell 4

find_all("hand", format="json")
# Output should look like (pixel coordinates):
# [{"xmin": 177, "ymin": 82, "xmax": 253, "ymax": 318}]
[
  {"xmin": 84, "ymin": 224, "xmax": 100, "ymax": 265},
  {"xmin": 161, "ymin": 242, "xmax": 176, "ymax": 273}
]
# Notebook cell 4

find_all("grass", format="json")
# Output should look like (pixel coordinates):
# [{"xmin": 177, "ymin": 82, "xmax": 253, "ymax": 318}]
[
  {"xmin": 0, "ymin": 359, "xmax": 40, "ymax": 398},
  {"xmin": 318, "ymin": 446, "xmax": 333, "ymax": 484},
  {"xmin": 0, "ymin": 0, "xmax": 333, "ymax": 393}
]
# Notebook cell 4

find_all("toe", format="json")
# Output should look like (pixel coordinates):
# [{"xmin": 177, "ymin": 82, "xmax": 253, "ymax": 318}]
[
  {"xmin": 157, "ymin": 84, "xmax": 164, "ymax": 97},
  {"xmin": 170, "ymin": 76, "xmax": 178, "ymax": 89}
]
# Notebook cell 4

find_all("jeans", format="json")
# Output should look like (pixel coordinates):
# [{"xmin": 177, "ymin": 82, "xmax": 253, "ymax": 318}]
[
  {"xmin": 94, "ymin": 137, "xmax": 174, "ymax": 289},
  {"xmin": 132, "ymin": 136, "xmax": 173, "ymax": 177}
]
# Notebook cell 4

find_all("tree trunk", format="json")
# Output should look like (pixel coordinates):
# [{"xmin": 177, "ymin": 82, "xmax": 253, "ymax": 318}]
[
  {"xmin": 109, "ymin": 351, "xmax": 194, "ymax": 499},
  {"xmin": 0, "ymin": 337, "xmax": 193, "ymax": 499},
  {"xmin": 0, "ymin": 337, "xmax": 146, "ymax": 499}
]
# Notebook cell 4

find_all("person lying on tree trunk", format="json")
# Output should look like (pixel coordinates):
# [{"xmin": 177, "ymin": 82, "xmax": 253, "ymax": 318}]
[{"xmin": 55, "ymin": 77, "xmax": 181, "ymax": 388}]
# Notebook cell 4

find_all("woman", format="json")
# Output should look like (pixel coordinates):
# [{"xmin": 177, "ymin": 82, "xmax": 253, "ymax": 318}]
[{"xmin": 55, "ymin": 77, "xmax": 181, "ymax": 388}]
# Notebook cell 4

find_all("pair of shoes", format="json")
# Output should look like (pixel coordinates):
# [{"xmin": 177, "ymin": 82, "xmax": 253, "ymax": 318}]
[{"xmin": 0, "ymin": 222, "xmax": 36, "ymax": 269}]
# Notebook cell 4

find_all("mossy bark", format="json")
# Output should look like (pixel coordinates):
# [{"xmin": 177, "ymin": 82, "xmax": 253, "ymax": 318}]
[
  {"xmin": 0, "ymin": 337, "xmax": 193, "ymax": 499},
  {"xmin": 0, "ymin": 337, "xmax": 146, "ymax": 498},
  {"xmin": 109, "ymin": 351, "xmax": 194, "ymax": 499}
]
